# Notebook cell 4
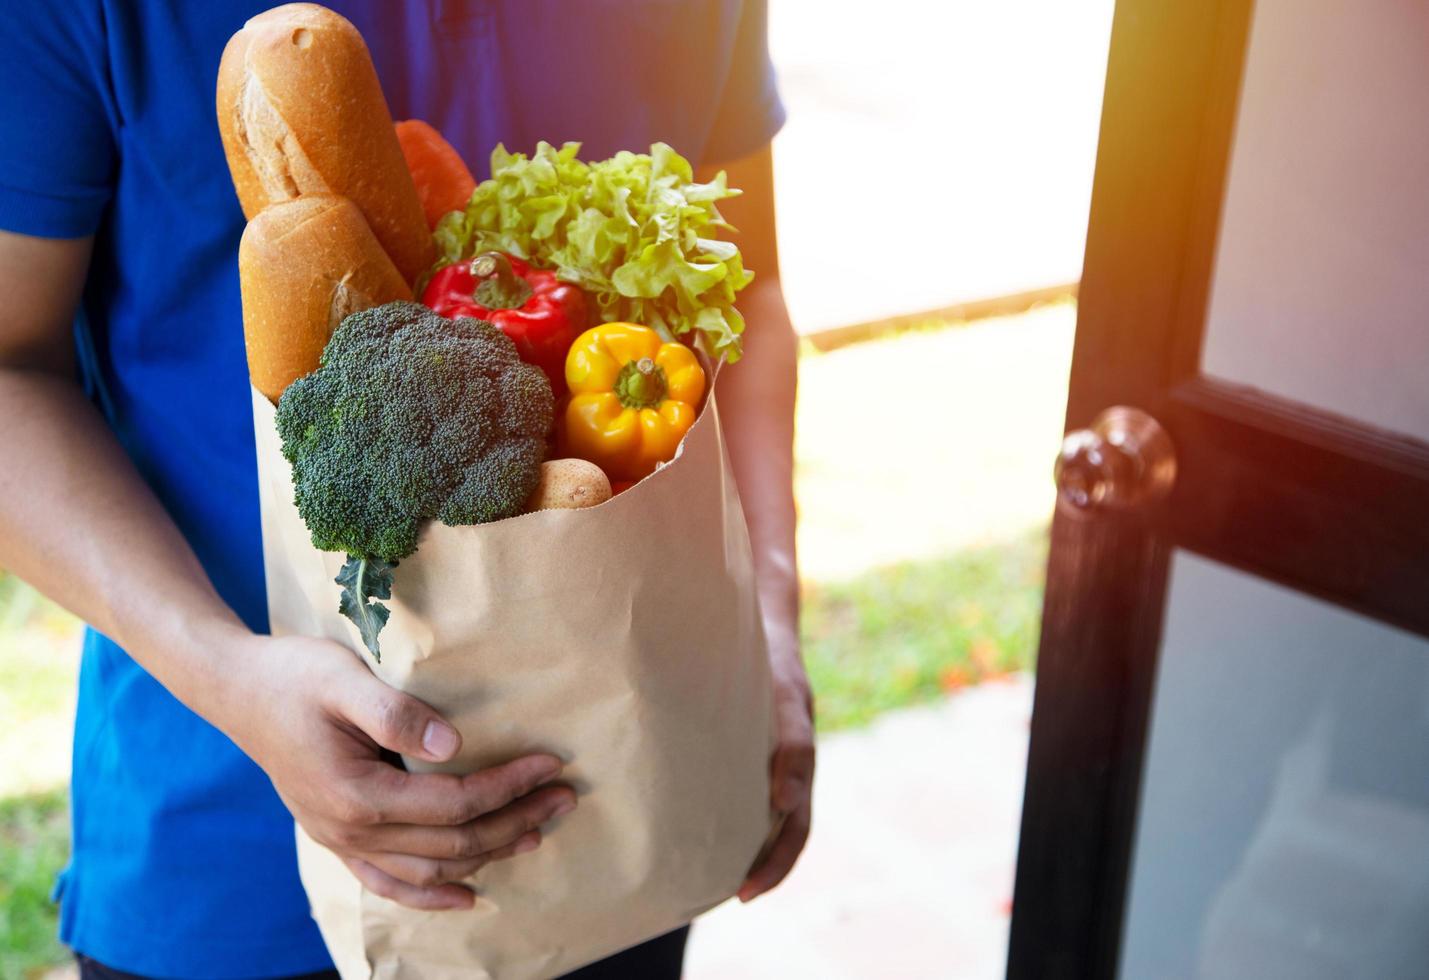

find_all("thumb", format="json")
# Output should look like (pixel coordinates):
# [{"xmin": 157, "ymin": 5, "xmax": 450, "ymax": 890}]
[{"xmin": 341, "ymin": 678, "xmax": 462, "ymax": 764}]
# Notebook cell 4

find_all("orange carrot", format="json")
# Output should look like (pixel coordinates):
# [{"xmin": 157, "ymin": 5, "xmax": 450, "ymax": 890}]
[{"xmin": 394, "ymin": 119, "xmax": 477, "ymax": 229}]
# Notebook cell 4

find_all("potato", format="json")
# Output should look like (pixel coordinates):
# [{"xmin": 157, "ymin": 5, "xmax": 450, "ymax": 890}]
[{"xmin": 525, "ymin": 458, "xmax": 613, "ymax": 512}]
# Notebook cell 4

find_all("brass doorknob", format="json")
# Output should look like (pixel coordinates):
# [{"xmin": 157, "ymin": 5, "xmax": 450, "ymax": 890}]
[{"xmin": 1055, "ymin": 406, "xmax": 1176, "ymax": 515}]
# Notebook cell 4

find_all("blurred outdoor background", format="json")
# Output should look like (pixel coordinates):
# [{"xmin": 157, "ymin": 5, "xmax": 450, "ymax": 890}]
[{"xmin": 0, "ymin": 2, "xmax": 1114, "ymax": 976}]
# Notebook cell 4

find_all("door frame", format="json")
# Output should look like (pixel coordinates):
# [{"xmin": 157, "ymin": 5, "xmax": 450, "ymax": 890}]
[{"xmin": 1007, "ymin": 0, "xmax": 1429, "ymax": 976}]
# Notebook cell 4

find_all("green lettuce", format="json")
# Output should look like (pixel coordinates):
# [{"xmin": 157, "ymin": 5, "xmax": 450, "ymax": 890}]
[{"xmin": 433, "ymin": 142, "xmax": 754, "ymax": 361}]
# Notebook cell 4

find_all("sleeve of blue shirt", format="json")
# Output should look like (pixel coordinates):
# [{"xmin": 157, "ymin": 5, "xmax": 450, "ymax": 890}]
[
  {"xmin": 702, "ymin": 0, "xmax": 787, "ymax": 166},
  {"xmin": 0, "ymin": 1, "xmax": 117, "ymax": 238}
]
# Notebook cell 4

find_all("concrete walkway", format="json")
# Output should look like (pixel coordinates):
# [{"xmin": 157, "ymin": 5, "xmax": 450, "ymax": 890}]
[{"xmin": 686, "ymin": 676, "xmax": 1034, "ymax": 980}]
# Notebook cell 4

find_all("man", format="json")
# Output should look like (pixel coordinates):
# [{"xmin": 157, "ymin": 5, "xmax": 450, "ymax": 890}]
[{"xmin": 0, "ymin": 1, "xmax": 812, "ymax": 977}]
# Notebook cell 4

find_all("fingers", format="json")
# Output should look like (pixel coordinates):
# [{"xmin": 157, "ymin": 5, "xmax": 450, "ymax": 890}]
[
  {"xmin": 363, "ymin": 753, "xmax": 568, "ymax": 827},
  {"xmin": 356, "ymin": 829, "xmax": 542, "ymax": 894},
  {"xmin": 359, "ymin": 784, "xmax": 576, "ymax": 860},
  {"xmin": 734, "ymin": 690, "xmax": 817, "ymax": 903},
  {"xmin": 738, "ymin": 800, "xmax": 811, "ymax": 903},
  {"xmin": 341, "ymin": 855, "xmax": 476, "ymax": 911},
  {"xmin": 770, "ymin": 679, "xmax": 816, "ymax": 815},
  {"xmin": 337, "ymin": 681, "xmax": 464, "ymax": 764}
]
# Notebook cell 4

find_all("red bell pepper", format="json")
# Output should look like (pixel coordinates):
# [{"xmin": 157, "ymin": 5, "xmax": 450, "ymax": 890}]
[{"xmin": 422, "ymin": 251, "xmax": 587, "ymax": 394}]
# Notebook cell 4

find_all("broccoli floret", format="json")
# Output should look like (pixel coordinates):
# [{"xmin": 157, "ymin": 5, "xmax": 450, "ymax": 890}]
[{"xmin": 275, "ymin": 301, "xmax": 553, "ymax": 657}]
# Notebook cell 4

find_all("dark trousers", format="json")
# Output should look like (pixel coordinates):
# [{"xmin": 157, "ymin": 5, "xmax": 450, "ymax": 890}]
[{"xmin": 76, "ymin": 926, "xmax": 690, "ymax": 980}]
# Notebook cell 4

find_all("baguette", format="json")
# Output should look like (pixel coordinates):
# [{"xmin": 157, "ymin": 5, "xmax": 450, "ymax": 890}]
[
  {"xmin": 239, "ymin": 196, "xmax": 411, "ymax": 402},
  {"xmin": 216, "ymin": 3, "xmax": 434, "ymax": 285}
]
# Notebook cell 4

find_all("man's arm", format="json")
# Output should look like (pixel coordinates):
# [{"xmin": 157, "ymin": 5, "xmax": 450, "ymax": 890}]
[
  {"xmin": 698, "ymin": 146, "xmax": 814, "ymax": 900},
  {"xmin": 0, "ymin": 229, "xmax": 575, "ymax": 909}
]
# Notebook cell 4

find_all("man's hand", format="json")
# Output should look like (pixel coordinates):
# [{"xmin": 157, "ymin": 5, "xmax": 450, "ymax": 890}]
[
  {"xmin": 739, "ymin": 657, "xmax": 815, "ymax": 902},
  {"xmin": 221, "ymin": 633, "xmax": 576, "ymax": 911}
]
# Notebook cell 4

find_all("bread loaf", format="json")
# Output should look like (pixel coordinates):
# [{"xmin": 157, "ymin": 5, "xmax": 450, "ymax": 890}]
[
  {"xmin": 216, "ymin": 3, "xmax": 434, "ymax": 285},
  {"xmin": 239, "ymin": 195, "xmax": 411, "ymax": 402}
]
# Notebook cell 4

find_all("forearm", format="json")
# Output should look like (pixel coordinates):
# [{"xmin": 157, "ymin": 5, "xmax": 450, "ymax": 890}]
[
  {"xmin": 721, "ymin": 275, "xmax": 817, "ymax": 897},
  {"xmin": 717, "ymin": 277, "xmax": 803, "ymax": 682},
  {"xmin": 0, "ymin": 367, "xmax": 250, "ymax": 721}
]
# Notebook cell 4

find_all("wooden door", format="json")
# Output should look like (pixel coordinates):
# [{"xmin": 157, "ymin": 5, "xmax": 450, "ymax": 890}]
[{"xmin": 1007, "ymin": 0, "xmax": 1429, "ymax": 976}]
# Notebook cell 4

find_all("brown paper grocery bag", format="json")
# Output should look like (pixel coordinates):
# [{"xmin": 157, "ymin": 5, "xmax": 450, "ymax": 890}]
[{"xmin": 252, "ymin": 385, "xmax": 775, "ymax": 980}]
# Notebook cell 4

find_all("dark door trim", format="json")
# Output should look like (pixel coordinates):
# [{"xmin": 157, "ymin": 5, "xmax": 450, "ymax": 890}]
[
  {"xmin": 1007, "ymin": 1, "xmax": 1256, "ymax": 976},
  {"xmin": 1165, "ymin": 377, "xmax": 1429, "ymax": 637}
]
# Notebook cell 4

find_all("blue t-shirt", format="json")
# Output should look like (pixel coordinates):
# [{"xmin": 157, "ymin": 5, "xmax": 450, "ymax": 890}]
[{"xmin": 0, "ymin": 3, "xmax": 782, "ymax": 976}]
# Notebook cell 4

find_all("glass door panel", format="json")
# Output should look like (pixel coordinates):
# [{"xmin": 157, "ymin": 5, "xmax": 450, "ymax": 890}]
[
  {"xmin": 1200, "ymin": 0, "xmax": 1429, "ymax": 441},
  {"xmin": 1119, "ymin": 552, "xmax": 1429, "ymax": 980}
]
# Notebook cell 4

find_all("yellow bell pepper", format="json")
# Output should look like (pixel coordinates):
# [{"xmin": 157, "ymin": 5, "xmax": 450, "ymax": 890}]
[{"xmin": 562, "ymin": 322, "xmax": 707, "ymax": 481}]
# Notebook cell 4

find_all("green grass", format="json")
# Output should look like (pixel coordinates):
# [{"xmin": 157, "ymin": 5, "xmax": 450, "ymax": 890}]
[
  {"xmin": 802, "ymin": 529, "xmax": 1047, "ymax": 731},
  {"xmin": 0, "ymin": 573, "xmax": 77, "ymax": 978},
  {"xmin": 0, "ymin": 788, "xmax": 70, "ymax": 979}
]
